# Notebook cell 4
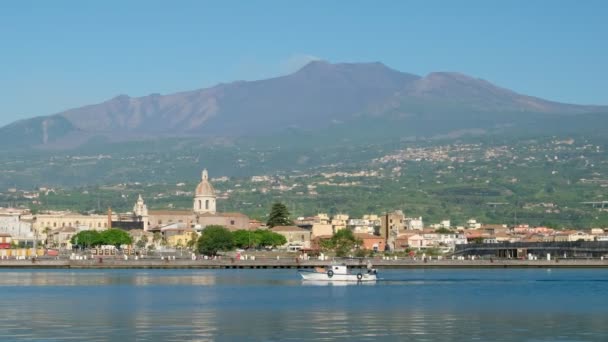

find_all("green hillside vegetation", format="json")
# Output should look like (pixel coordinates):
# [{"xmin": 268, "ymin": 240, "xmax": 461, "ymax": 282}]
[{"xmin": 2, "ymin": 132, "xmax": 608, "ymax": 229}]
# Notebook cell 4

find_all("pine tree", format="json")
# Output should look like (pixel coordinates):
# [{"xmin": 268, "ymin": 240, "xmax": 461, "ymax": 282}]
[{"xmin": 267, "ymin": 202, "xmax": 293, "ymax": 228}]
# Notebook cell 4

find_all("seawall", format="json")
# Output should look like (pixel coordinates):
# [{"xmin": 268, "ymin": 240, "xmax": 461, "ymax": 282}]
[{"xmin": 1, "ymin": 258, "xmax": 608, "ymax": 269}]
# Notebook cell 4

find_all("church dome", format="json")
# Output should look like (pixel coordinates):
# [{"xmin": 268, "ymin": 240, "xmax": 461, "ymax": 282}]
[{"xmin": 195, "ymin": 169, "xmax": 215, "ymax": 197}]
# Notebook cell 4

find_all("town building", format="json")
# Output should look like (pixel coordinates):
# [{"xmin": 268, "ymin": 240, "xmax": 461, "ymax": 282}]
[
  {"xmin": 270, "ymin": 225, "xmax": 312, "ymax": 250},
  {"xmin": 163, "ymin": 226, "xmax": 197, "ymax": 248},
  {"xmin": 144, "ymin": 169, "xmax": 251, "ymax": 232},
  {"xmin": 23, "ymin": 168, "xmax": 250, "ymax": 248},
  {"xmin": 306, "ymin": 213, "xmax": 351, "ymax": 238},
  {"xmin": 405, "ymin": 216, "xmax": 424, "ymax": 230},
  {"xmin": 380, "ymin": 210, "xmax": 405, "ymax": 250},
  {"xmin": 466, "ymin": 219, "xmax": 482, "ymax": 229},
  {"xmin": 0, "ymin": 210, "xmax": 35, "ymax": 244},
  {"xmin": 354, "ymin": 233, "xmax": 385, "ymax": 252},
  {"xmin": 31, "ymin": 212, "xmax": 109, "ymax": 234},
  {"xmin": 348, "ymin": 215, "xmax": 380, "ymax": 235},
  {"xmin": 49, "ymin": 226, "xmax": 78, "ymax": 249}
]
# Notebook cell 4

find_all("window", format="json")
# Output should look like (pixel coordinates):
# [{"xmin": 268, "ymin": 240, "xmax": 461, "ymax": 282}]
[
  {"xmin": 198, "ymin": 200, "xmax": 202, "ymax": 210},
  {"xmin": 97, "ymin": 223, "xmax": 101, "ymax": 228},
  {"xmin": 230, "ymin": 220, "xmax": 235, "ymax": 225},
  {"xmin": 205, "ymin": 200, "xmax": 209, "ymax": 210}
]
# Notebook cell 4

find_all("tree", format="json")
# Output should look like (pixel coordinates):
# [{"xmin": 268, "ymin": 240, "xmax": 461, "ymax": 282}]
[
  {"xmin": 136, "ymin": 235, "xmax": 148, "ymax": 249},
  {"xmin": 99, "ymin": 228, "xmax": 132, "ymax": 248},
  {"xmin": 29, "ymin": 205, "xmax": 40, "ymax": 215},
  {"xmin": 266, "ymin": 202, "xmax": 293, "ymax": 228},
  {"xmin": 43, "ymin": 227, "xmax": 53, "ymax": 247},
  {"xmin": 255, "ymin": 230, "xmax": 287, "ymax": 249},
  {"xmin": 70, "ymin": 230, "xmax": 102, "ymax": 248},
  {"xmin": 152, "ymin": 232, "xmax": 162, "ymax": 245},
  {"xmin": 233, "ymin": 230, "xmax": 258, "ymax": 249},
  {"xmin": 197, "ymin": 225, "xmax": 234, "ymax": 255},
  {"xmin": 322, "ymin": 229, "xmax": 362, "ymax": 257},
  {"xmin": 186, "ymin": 232, "xmax": 199, "ymax": 250},
  {"xmin": 434, "ymin": 227, "xmax": 453, "ymax": 234}
]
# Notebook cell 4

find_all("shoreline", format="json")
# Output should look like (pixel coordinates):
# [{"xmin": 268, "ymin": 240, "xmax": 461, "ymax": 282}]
[{"xmin": 1, "ymin": 259, "xmax": 608, "ymax": 269}]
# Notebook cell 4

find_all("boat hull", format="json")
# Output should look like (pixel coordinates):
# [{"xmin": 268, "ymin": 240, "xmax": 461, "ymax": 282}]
[{"xmin": 299, "ymin": 272, "xmax": 377, "ymax": 282}]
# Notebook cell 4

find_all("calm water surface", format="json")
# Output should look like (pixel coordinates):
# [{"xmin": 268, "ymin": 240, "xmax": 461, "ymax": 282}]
[{"xmin": 0, "ymin": 268, "xmax": 607, "ymax": 341}]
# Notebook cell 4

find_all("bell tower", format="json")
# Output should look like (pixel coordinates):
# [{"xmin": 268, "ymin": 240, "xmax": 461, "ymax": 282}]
[{"xmin": 133, "ymin": 194, "xmax": 150, "ymax": 230}]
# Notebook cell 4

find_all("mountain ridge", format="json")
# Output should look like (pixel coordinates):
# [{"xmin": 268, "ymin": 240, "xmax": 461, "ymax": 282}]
[{"xmin": 1, "ymin": 61, "xmax": 606, "ymax": 149}]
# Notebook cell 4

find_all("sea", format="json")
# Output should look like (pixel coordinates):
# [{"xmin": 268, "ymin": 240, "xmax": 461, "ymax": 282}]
[{"xmin": 0, "ymin": 268, "xmax": 606, "ymax": 341}]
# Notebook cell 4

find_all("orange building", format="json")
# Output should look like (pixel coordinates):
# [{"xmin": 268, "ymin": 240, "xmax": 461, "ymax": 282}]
[{"xmin": 354, "ymin": 233, "xmax": 385, "ymax": 252}]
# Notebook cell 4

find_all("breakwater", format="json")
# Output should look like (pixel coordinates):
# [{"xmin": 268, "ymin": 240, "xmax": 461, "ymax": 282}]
[{"xmin": 1, "ymin": 258, "xmax": 608, "ymax": 269}]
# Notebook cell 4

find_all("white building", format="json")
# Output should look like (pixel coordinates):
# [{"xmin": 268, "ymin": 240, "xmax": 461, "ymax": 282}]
[
  {"xmin": 436, "ymin": 233, "xmax": 468, "ymax": 248},
  {"xmin": 467, "ymin": 219, "xmax": 482, "ymax": 229},
  {"xmin": 0, "ymin": 212, "xmax": 35, "ymax": 243},
  {"xmin": 430, "ymin": 220, "xmax": 451, "ymax": 229},
  {"xmin": 405, "ymin": 216, "xmax": 424, "ymax": 230},
  {"xmin": 347, "ymin": 215, "xmax": 380, "ymax": 235}
]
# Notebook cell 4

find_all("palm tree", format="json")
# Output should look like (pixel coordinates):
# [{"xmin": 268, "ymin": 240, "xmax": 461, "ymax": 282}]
[
  {"xmin": 152, "ymin": 232, "xmax": 162, "ymax": 245},
  {"xmin": 42, "ymin": 227, "xmax": 52, "ymax": 247},
  {"xmin": 186, "ymin": 232, "xmax": 198, "ymax": 250}
]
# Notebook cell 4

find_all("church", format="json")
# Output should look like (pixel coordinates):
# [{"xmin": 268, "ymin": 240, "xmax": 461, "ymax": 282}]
[{"xmin": 135, "ymin": 169, "xmax": 251, "ymax": 232}]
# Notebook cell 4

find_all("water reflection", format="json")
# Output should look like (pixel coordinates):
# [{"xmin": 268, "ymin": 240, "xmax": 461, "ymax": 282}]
[
  {"xmin": 0, "ymin": 271, "xmax": 220, "ymax": 286},
  {"xmin": 0, "ymin": 269, "xmax": 606, "ymax": 341},
  {"xmin": 133, "ymin": 273, "xmax": 217, "ymax": 286},
  {"xmin": 301, "ymin": 280, "xmax": 376, "ymax": 286}
]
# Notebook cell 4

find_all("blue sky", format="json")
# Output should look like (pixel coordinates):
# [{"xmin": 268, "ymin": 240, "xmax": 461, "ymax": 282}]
[{"xmin": 0, "ymin": 0, "xmax": 606, "ymax": 126}]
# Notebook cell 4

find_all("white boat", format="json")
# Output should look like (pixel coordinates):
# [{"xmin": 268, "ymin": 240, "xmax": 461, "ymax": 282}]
[{"xmin": 299, "ymin": 263, "xmax": 378, "ymax": 282}]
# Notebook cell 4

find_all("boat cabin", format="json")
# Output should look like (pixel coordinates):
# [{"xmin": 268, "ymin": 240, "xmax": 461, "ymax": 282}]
[{"xmin": 328, "ymin": 265, "xmax": 348, "ymax": 275}]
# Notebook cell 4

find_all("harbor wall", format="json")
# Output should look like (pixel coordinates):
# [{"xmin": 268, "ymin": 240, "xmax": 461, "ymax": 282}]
[{"xmin": 1, "ymin": 258, "xmax": 607, "ymax": 269}]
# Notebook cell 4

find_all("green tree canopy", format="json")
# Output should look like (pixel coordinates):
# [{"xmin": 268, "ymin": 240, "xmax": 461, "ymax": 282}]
[
  {"xmin": 322, "ymin": 229, "xmax": 362, "ymax": 257},
  {"xmin": 233, "ymin": 229, "xmax": 258, "ymax": 249},
  {"xmin": 70, "ymin": 228, "xmax": 132, "ymax": 248},
  {"xmin": 99, "ymin": 228, "xmax": 133, "ymax": 248},
  {"xmin": 255, "ymin": 230, "xmax": 287, "ymax": 248},
  {"xmin": 232, "ymin": 229, "xmax": 287, "ymax": 249},
  {"xmin": 197, "ymin": 225, "xmax": 234, "ymax": 255},
  {"xmin": 70, "ymin": 230, "xmax": 102, "ymax": 248},
  {"xmin": 434, "ymin": 227, "xmax": 453, "ymax": 234},
  {"xmin": 266, "ymin": 202, "xmax": 293, "ymax": 228}
]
